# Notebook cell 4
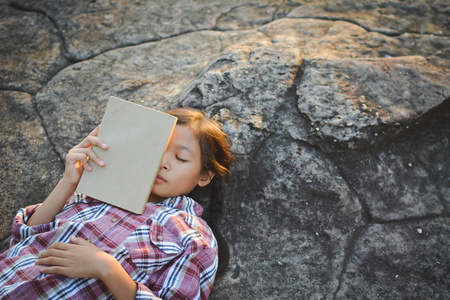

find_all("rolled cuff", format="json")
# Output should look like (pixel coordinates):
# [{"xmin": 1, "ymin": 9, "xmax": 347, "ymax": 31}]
[
  {"xmin": 10, "ymin": 204, "xmax": 55, "ymax": 247},
  {"xmin": 135, "ymin": 282, "xmax": 162, "ymax": 300}
]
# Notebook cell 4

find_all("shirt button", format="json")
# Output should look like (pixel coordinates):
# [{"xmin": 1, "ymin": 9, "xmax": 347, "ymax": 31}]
[
  {"xmin": 170, "ymin": 199, "xmax": 175, "ymax": 204},
  {"xmin": 111, "ymin": 217, "xmax": 118, "ymax": 223},
  {"xmin": 157, "ymin": 235, "xmax": 164, "ymax": 241}
]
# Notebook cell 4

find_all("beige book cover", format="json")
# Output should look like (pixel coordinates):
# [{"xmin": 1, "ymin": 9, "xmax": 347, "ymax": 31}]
[{"xmin": 76, "ymin": 96, "xmax": 177, "ymax": 214}]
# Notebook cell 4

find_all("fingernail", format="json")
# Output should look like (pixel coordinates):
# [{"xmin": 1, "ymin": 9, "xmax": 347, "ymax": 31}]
[
  {"xmin": 86, "ymin": 165, "xmax": 92, "ymax": 171},
  {"xmin": 99, "ymin": 160, "xmax": 105, "ymax": 166},
  {"xmin": 102, "ymin": 143, "xmax": 108, "ymax": 149}
]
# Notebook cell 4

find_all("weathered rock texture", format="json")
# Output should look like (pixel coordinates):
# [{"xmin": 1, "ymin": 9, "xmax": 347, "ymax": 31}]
[{"xmin": 1, "ymin": 0, "xmax": 448, "ymax": 299}]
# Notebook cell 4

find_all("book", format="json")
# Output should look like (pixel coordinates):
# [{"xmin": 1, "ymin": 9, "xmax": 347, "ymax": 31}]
[{"xmin": 76, "ymin": 96, "xmax": 177, "ymax": 214}]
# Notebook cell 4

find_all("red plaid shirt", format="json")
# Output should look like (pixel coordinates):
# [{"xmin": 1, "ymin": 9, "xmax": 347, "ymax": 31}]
[{"xmin": 0, "ymin": 193, "xmax": 218, "ymax": 299}]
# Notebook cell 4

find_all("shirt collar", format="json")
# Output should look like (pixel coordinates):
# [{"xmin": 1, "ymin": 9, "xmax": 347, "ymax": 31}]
[{"xmin": 152, "ymin": 195, "xmax": 204, "ymax": 218}]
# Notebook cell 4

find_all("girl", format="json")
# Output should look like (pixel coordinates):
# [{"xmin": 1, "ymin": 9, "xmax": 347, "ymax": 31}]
[{"xmin": 0, "ymin": 108, "xmax": 234, "ymax": 299}]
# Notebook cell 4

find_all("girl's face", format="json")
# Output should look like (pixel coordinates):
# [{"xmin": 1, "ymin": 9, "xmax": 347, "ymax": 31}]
[{"xmin": 148, "ymin": 125, "xmax": 214, "ymax": 203}]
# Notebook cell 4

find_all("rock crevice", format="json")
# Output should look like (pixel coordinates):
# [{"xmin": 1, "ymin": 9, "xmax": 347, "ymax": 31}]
[{"xmin": 1, "ymin": 0, "xmax": 448, "ymax": 298}]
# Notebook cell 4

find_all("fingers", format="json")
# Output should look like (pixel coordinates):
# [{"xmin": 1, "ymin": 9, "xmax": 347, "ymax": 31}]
[
  {"xmin": 35, "ymin": 236, "xmax": 105, "ymax": 278},
  {"xmin": 74, "ymin": 124, "xmax": 107, "ymax": 150},
  {"xmin": 76, "ymin": 134, "xmax": 108, "ymax": 151},
  {"xmin": 90, "ymin": 125, "xmax": 101, "ymax": 137},
  {"xmin": 67, "ymin": 151, "xmax": 93, "ymax": 172},
  {"xmin": 63, "ymin": 127, "xmax": 108, "ymax": 185},
  {"xmin": 47, "ymin": 241, "xmax": 74, "ymax": 251},
  {"xmin": 70, "ymin": 236, "xmax": 90, "ymax": 245},
  {"xmin": 36, "ymin": 244, "xmax": 71, "ymax": 267},
  {"xmin": 65, "ymin": 126, "xmax": 108, "ymax": 174},
  {"xmin": 67, "ymin": 148, "xmax": 105, "ymax": 171},
  {"xmin": 36, "ymin": 256, "xmax": 67, "ymax": 267},
  {"xmin": 36, "ymin": 239, "xmax": 81, "ymax": 269},
  {"xmin": 40, "ymin": 236, "xmax": 90, "ymax": 255},
  {"xmin": 39, "ymin": 266, "xmax": 71, "ymax": 276}
]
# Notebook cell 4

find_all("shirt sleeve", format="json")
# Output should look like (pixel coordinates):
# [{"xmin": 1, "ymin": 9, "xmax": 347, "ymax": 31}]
[
  {"xmin": 135, "ymin": 282, "xmax": 162, "ymax": 299},
  {"xmin": 135, "ymin": 247, "xmax": 218, "ymax": 300},
  {"xmin": 9, "ymin": 204, "xmax": 55, "ymax": 247},
  {"xmin": 8, "ymin": 193, "xmax": 83, "ymax": 247}
]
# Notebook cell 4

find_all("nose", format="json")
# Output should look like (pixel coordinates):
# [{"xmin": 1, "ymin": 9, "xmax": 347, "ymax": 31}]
[{"xmin": 160, "ymin": 151, "xmax": 170, "ymax": 170}]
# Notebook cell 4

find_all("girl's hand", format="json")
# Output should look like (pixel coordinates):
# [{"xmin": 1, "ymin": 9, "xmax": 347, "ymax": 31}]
[
  {"xmin": 37, "ymin": 236, "xmax": 139, "ymax": 299},
  {"xmin": 36, "ymin": 236, "xmax": 117, "ymax": 279},
  {"xmin": 27, "ymin": 126, "xmax": 108, "ymax": 226},
  {"xmin": 63, "ymin": 126, "xmax": 108, "ymax": 186}
]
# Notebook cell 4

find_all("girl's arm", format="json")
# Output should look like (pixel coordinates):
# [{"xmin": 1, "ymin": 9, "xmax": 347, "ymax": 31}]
[
  {"xmin": 36, "ymin": 236, "xmax": 137, "ymax": 300},
  {"xmin": 98, "ymin": 254, "xmax": 138, "ymax": 300},
  {"xmin": 27, "ymin": 126, "xmax": 108, "ymax": 226},
  {"xmin": 26, "ymin": 178, "xmax": 78, "ymax": 226}
]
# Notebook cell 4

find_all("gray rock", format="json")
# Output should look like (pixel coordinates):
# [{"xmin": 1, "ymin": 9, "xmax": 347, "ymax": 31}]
[
  {"xmin": 398, "ymin": 32, "xmax": 450, "ymax": 68},
  {"xmin": 259, "ymin": 18, "xmax": 411, "ymax": 59},
  {"xmin": 296, "ymin": 56, "xmax": 449, "ymax": 152},
  {"xmin": 0, "ymin": 91, "xmax": 62, "ymax": 244},
  {"xmin": 176, "ymin": 41, "xmax": 302, "ymax": 154},
  {"xmin": 0, "ymin": 6, "xmax": 69, "ymax": 93},
  {"xmin": 211, "ymin": 135, "xmax": 362, "ymax": 299},
  {"xmin": 331, "ymin": 98, "xmax": 449, "ymax": 222},
  {"xmin": 34, "ymin": 31, "xmax": 237, "ymax": 156},
  {"xmin": 410, "ymin": 100, "xmax": 450, "ymax": 210},
  {"xmin": 332, "ymin": 142, "xmax": 444, "ymax": 222},
  {"xmin": 260, "ymin": 18, "xmax": 449, "ymax": 70},
  {"xmin": 11, "ymin": 0, "xmax": 295, "ymax": 61},
  {"xmin": 288, "ymin": 0, "xmax": 449, "ymax": 36},
  {"xmin": 215, "ymin": 3, "xmax": 284, "ymax": 30},
  {"xmin": 0, "ymin": 1, "xmax": 449, "ymax": 298},
  {"xmin": 336, "ymin": 218, "xmax": 450, "ymax": 299}
]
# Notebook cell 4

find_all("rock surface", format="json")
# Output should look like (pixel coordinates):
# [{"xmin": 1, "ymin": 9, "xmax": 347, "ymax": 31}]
[
  {"xmin": 1, "ymin": 0, "xmax": 448, "ymax": 299},
  {"xmin": 0, "ymin": 5, "xmax": 69, "ymax": 93}
]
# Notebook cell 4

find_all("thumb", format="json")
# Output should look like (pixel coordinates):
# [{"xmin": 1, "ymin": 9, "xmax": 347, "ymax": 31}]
[{"xmin": 70, "ymin": 235, "xmax": 90, "ymax": 245}]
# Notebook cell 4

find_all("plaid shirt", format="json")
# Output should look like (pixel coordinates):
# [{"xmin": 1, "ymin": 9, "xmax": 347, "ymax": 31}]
[{"xmin": 0, "ymin": 193, "xmax": 218, "ymax": 299}]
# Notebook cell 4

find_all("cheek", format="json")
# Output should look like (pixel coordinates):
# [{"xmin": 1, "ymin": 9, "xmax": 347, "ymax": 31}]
[
  {"xmin": 182, "ymin": 165, "xmax": 203, "ymax": 185},
  {"xmin": 175, "ymin": 165, "xmax": 193, "ymax": 179}
]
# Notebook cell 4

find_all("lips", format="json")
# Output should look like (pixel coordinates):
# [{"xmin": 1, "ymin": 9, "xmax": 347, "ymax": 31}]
[{"xmin": 155, "ymin": 174, "xmax": 166, "ymax": 183}]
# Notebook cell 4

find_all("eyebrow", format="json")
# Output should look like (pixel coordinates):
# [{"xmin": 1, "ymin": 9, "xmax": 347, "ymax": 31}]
[{"xmin": 175, "ymin": 144, "xmax": 193, "ymax": 154}]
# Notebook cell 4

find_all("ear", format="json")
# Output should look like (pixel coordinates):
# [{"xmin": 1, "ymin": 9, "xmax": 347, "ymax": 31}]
[{"xmin": 197, "ymin": 170, "xmax": 215, "ymax": 187}]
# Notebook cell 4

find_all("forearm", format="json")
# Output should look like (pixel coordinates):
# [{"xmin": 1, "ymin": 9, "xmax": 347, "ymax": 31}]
[
  {"xmin": 27, "ymin": 125, "xmax": 108, "ymax": 226},
  {"xmin": 27, "ymin": 177, "xmax": 77, "ymax": 226},
  {"xmin": 100, "ymin": 256, "xmax": 137, "ymax": 300}
]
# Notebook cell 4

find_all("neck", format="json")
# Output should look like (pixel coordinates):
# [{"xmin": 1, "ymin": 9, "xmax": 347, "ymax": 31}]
[{"xmin": 147, "ymin": 193, "xmax": 165, "ymax": 203}]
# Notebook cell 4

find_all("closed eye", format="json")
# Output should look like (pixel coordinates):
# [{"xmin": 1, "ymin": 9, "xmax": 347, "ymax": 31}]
[{"xmin": 176, "ymin": 156, "xmax": 188, "ymax": 162}]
